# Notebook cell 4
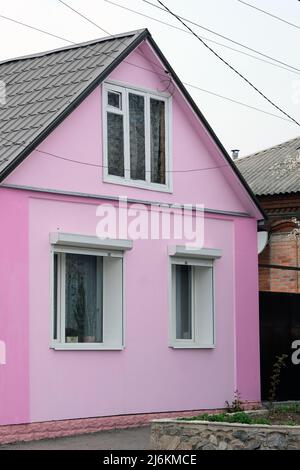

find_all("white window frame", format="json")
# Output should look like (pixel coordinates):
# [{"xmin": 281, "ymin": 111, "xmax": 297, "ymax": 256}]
[
  {"xmin": 102, "ymin": 80, "xmax": 172, "ymax": 193},
  {"xmin": 50, "ymin": 234, "xmax": 131, "ymax": 351},
  {"xmin": 169, "ymin": 247, "xmax": 220, "ymax": 349}
]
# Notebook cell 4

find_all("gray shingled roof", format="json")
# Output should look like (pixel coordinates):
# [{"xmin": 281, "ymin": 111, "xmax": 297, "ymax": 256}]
[
  {"xmin": 236, "ymin": 136, "xmax": 300, "ymax": 196},
  {"xmin": 0, "ymin": 29, "xmax": 146, "ymax": 177}
]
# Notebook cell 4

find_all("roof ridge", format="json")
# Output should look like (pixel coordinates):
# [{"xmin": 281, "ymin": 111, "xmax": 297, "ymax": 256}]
[
  {"xmin": 238, "ymin": 134, "xmax": 300, "ymax": 162},
  {"xmin": 0, "ymin": 29, "xmax": 147, "ymax": 66}
]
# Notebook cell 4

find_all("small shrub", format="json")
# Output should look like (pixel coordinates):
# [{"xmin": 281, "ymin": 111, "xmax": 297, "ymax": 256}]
[
  {"xmin": 268, "ymin": 354, "xmax": 288, "ymax": 409},
  {"xmin": 225, "ymin": 389, "xmax": 243, "ymax": 413}
]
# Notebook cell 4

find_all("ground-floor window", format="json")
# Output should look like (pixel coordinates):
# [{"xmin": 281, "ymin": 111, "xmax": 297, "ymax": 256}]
[
  {"xmin": 170, "ymin": 252, "xmax": 217, "ymax": 348},
  {"xmin": 51, "ymin": 234, "xmax": 127, "ymax": 350}
]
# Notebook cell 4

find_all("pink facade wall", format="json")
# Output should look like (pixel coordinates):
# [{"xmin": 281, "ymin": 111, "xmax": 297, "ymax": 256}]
[
  {"xmin": 28, "ymin": 195, "xmax": 237, "ymax": 422},
  {"xmin": 0, "ymin": 189, "xmax": 29, "ymax": 425},
  {"xmin": 0, "ymin": 40, "xmax": 261, "ymax": 425},
  {"xmin": 235, "ymin": 217, "xmax": 260, "ymax": 400}
]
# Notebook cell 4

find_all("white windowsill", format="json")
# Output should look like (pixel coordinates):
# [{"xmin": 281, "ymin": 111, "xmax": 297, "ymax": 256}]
[
  {"xmin": 169, "ymin": 343, "xmax": 215, "ymax": 349},
  {"xmin": 103, "ymin": 174, "xmax": 172, "ymax": 193},
  {"xmin": 50, "ymin": 343, "xmax": 124, "ymax": 351}
]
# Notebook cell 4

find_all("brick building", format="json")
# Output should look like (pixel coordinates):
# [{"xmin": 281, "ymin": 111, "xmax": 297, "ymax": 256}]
[
  {"xmin": 236, "ymin": 136, "xmax": 300, "ymax": 400},
  {"xmin": 236, "ymin": 137, "xmax": 300, "ymax": 293}
]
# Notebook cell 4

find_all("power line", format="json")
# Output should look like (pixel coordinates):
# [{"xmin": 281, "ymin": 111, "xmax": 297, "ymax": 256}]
[
  {"xmin": 0, "ymin": 13, "xmax": 76, "ymax": 44},
  {"xmin": 57, "ymin": 0, "xmax": 108, "ymax": 36},
  {"xmin": 0, "ymin": 133, "xmax": 228, "ymax": 173},
  {"xmin": 57, "ymin": 0, "xmax": 165, "ymax": 74},
  {"xmin": 54, "ymin": 0, "xmax": 297, "ymax": 124},
  {"xmin": 184, "ymin": 82, "xmax": 294, "ymax": 123},
  {"xmin": 0, "ymin": 7, "xmax": 296, "ymax": 126},
  {"xmin": 104, "ymin": 0, "xmax": 300, "ymax": 77},
  {"xmin": 237, "ymin": 0, "xmax": 300, "ymax": 31},
  {"xmin": 35, "ymin": 149, "xmax": 229, "ymax": 173},
  {"xmin": 156, "ymin": 0, "xmax": 300, "ymax": 127},
  {"xmin": 140, "ymin": 0, "xmax": 300, "ymax": 74}
]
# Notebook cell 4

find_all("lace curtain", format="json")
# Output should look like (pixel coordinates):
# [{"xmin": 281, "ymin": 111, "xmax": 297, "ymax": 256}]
[{"xmin": 65, "ymin": 253, "xmax": 103, "ymax": 342}]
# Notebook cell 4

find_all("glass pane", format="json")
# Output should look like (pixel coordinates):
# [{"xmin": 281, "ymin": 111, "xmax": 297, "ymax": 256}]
[
  {"xmin": 107, "ymin": 112, "xmax": 124, "ymax": 177},
  {"xmin": 150, "ymin": 99, "xmax": 166, "ymax": 184},
  {"xmin": 175, "ymin": 265, "xmax": 192, "ymax": 340},
  {"xmin": 65, "ymin": 254, "xmax": 103, "ymax": 343},
  {"xmin": 53, "ymin": 253, "xmax": 58, "ymax": 340},
  {"xmin": 108, "ymin": 91, "xmax": 121, "ymax": 109},
  {"xmin": 129, "ymin": 93, "xmax": 145, "ymax": 180}
]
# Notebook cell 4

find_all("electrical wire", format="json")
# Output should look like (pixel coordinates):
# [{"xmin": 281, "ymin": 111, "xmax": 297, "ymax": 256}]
[
  {"xmin": 140, "ymin": 0, "xmax": 300, "ymax": 74},
  {"xmin": 57, "ymin": 0, "xmax": 109, "ymax": 36},
  {"xmin": 237, "ymin": 0, "xmax": 300, "ymax": 31},
  {"xmin": 156, "ymin": 0, "xmax": 300, "ymax": 127},
  {"xmin": 0, "ymin": 0, "xmax": 297, "ymax": 163},
  {"xmin": 105, "ymin": 0, "xmax": 300, "ymax": 77},
  {"xmin": 0, "ymin": 13, "xmax": 76, "ymax": 44},
  {"xmin": 54, "ymin": 0, "xmax": 297, "ymax": 123},
  {"xmin": 0, "ymin": 12, "xmax": 293, "ymax": 125},
  {"xmin": 0, "ymin": 133, "xmax": 228, "ymax": 173}
]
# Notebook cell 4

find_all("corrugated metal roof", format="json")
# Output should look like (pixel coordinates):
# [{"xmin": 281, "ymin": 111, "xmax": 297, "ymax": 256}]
[
  {"xmin": 0, "ymin": 29, "xmax": 146, "ymax": 176},
  {"xmin": 236, "ymin": 136, "xmax": 300, "ymax": 196}
]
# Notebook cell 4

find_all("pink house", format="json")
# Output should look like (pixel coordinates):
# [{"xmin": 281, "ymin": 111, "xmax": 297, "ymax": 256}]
[{"xmin": 0, "ymin": 29, "xmax": 264, "ymax": 438}]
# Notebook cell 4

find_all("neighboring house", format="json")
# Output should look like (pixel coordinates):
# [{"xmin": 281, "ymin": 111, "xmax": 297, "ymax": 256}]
[
  {"xmin": 236, "ymin": 137, "xmax": 300, "ymax": 401},
  {"xmin": 0, "ymin": 29, "xmax": 264, "ymax": 434}
]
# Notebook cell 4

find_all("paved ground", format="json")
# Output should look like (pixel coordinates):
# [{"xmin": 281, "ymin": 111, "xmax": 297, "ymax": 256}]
[{"xmin": 1, "ymin": 426, "xmax": 151, "ymax": 450}]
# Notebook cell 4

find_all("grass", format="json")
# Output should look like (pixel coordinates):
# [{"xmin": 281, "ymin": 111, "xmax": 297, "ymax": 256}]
[
  {"xmin": 273, "ymin": 403, "xmax": 300, "ymax": 414},
  {"xmin": 180, "ymin": 412, "xmax": 271, "ymax": 425},
  {"xmin": 179, "ymin": 404, "xmax": 300, "ymax": 426}
]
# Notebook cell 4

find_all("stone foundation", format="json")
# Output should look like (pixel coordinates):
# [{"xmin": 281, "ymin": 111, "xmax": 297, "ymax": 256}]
[{"xmin": 151, "ymin": 418, "xmax": 300, "ymax": 450}]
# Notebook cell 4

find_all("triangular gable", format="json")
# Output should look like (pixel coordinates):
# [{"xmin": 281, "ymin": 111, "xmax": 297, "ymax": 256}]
[{"xmin": 0, "ymin": 29, "xmax": 265, "ymax": 219}]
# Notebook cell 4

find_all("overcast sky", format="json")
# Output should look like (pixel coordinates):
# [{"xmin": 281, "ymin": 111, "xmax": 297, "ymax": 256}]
[{"xmin": 1, "ymin": 0, "xmax": 300, "ymax": 156}]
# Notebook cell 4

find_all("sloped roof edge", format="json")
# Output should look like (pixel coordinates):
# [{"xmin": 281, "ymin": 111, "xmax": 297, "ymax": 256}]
[{"xmin": 0, "ymin": 28, "xmax": 265, "ymax": 219}]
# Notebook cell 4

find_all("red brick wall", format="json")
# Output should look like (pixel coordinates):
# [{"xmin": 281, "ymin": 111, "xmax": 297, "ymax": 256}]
[{"xmin": 258, "ymin": 194, "xmax": 300, "ymax": 293}]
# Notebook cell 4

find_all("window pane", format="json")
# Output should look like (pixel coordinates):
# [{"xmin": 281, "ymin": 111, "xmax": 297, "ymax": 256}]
[
  {"xmin": 107, "ymin": 112, "xmax": 124, "ymax": 177},
  {"xmin": 65, "ymin": 254, "xmax": 103, "ymax": 343},
  {"xmin": 150, "ymin": 99, "xmax": 166, "ymax": 184},
  {"xmin": 53, "ymin": 253, "xmax": 58, "ymax": 340},
  {"xmin": 108, "ymin": 91, "xmax": 121, "ymax": 109},
  {"xmin": 129, "ymin": 93, "xmax": 145, "ymax": 180},
  {"xmin": 175, "ymin": 265, "xmax": 192, "ymax": 340}
]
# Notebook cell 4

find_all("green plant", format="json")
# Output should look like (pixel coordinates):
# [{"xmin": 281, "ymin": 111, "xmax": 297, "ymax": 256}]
[
  {"xmin": 74, "ymin": 277, "xmax": 86, "ymax": 339},
  {"xmin": 225, "ymin": 389, "xmax": 243, "ymax": 413},
  {"xmin": 179, "ymin": 412, "xmax": 269, "ymax": 425},
  {"xmin": 268, "ymin": 354, "xmax": 288, "ymax": 409},
  {"xmin": 85, "ymin": 308, "xmax": 96, "ymax": 337},
  {"xmin": 275, "ymin": 403, "xmax": 300, "ymax": 414}
]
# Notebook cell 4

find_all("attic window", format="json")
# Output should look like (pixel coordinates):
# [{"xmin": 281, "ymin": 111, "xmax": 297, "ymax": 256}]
[
  {"xmin": 103, "ymin": 82, "xmax": 171, "ymax": 192},
  {"xmin": 108, "ymin": 91, "xmax": 122, "ymax": 110}
]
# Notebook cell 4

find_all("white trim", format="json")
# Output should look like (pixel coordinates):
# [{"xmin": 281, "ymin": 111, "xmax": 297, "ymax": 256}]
[
  {"xmin": 168, "ymin": 246, "xmax": 222, "ymax": 260},
  {"xmin": 102, "ymin": 81, "xmax": 172, "ymax": 192},
  {"xmin": 105, "ymin": 79, "xmax": 171, "ymax": 99},
  {"xmin": 1, "ymin": 183, "xmax": 251, "ymax": 218},
  {"xmin": 50, "ymin": 241, "xmax": 127, "ymax": 351},
  {"xmin": 51, "ymin": 344, "xmax": 124, "ymax": 351},
  {"xmin": 50, "ymin": 232, "xmax": 133, "ymax": 251},
  {"xmin": 169, "ymin": 253, "xmax": 217, "ymax": 349}
]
